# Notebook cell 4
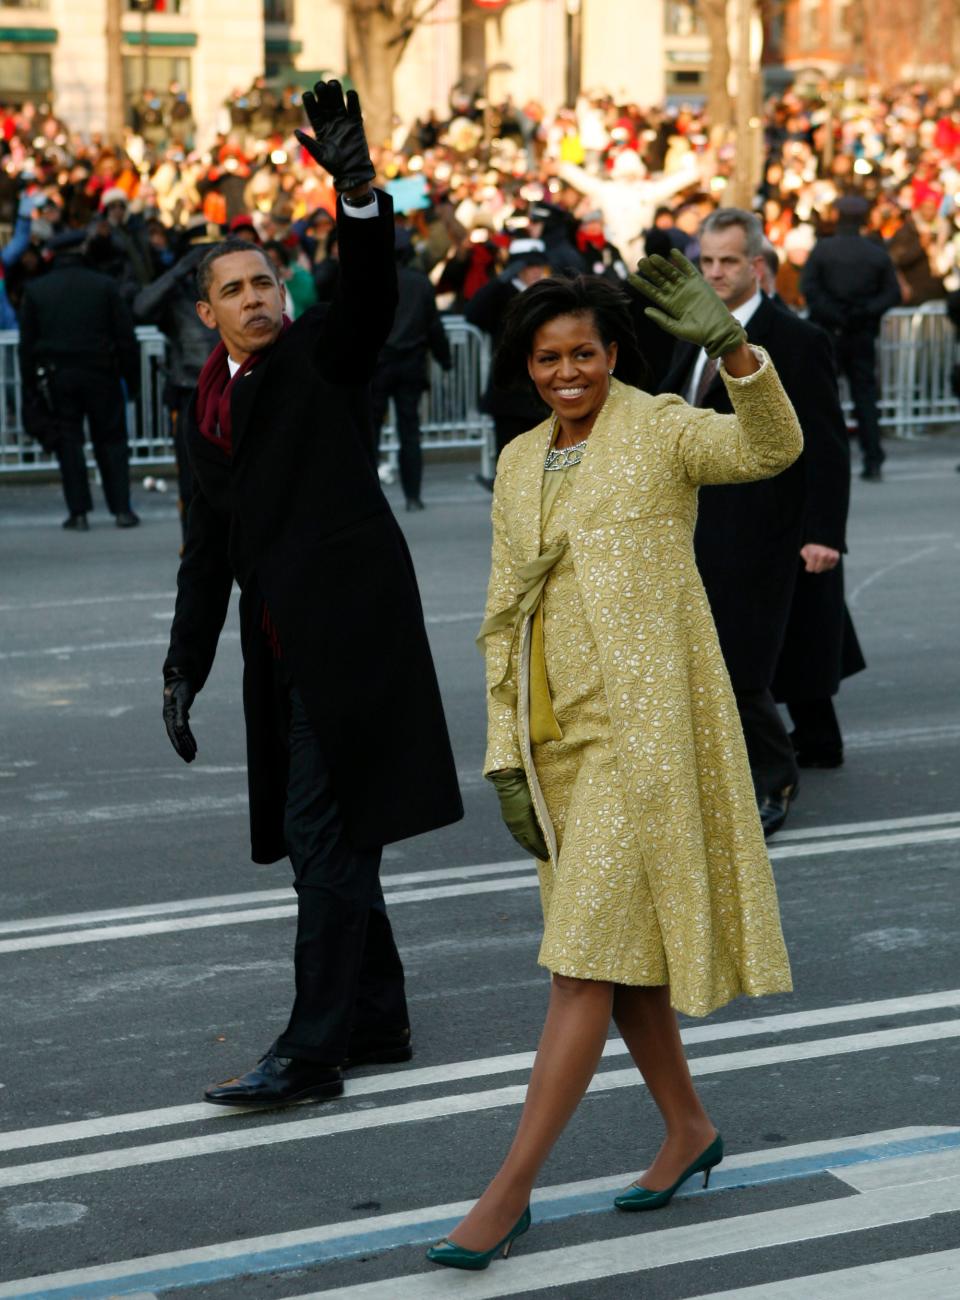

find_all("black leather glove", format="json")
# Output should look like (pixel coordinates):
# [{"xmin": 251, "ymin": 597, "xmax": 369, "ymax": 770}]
[
  {"xmin": 294, "ymin": 80, "xmax": 376, "ymax": 194},
  {"xmin": 163, "ymin": 667, "xmax": 197, "ymax": 763},
  {"xmin": 487, "ymin": 769, "xmax": 549, "ymax": 861}
]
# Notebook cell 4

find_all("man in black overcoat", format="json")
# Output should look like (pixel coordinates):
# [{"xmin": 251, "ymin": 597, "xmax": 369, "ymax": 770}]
[
  {"xmin": 466, "ymin": 237, "xmax": 552, "ymax": 486},
  {"xmin": 161, "ymin": 83, "xmax": 463, "ymax": 1108},
  {"xmin": 801, "ymin": 194, "xmax": 901, "ymax": 481},
  {"xmin": 659, "ymin": 208, "xmax": 855, "ymax": 835}
]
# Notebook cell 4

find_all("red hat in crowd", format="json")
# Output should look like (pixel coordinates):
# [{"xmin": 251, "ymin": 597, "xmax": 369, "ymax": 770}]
[{"xmin": 228, "ymin": 213, "xmax": 261, "ymax": 243}]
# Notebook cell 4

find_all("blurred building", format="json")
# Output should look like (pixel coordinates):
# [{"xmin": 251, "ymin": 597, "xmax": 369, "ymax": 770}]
[
  {"xmin": 767, "ymin": 0, "xmax": 957, "ymax": 86},
  {"xmin": 0, "ymin": 1, "xmax": 714, "ymax": 143}
]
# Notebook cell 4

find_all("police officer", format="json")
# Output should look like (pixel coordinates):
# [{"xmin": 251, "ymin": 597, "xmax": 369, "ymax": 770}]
[
  {"xmin": 802, "ymin": 195, "xmax": 901, "ymax": 481},
  {"xmin": 19, "ymin": 230, "xmax": 141, "ymax": 531}
]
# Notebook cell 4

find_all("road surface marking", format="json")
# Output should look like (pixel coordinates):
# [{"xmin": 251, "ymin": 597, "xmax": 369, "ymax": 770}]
[
  {"xmin": 694, "ymin": 1248, "xmax": 960, "ymax": 1298},
  {"xmin": 1, "ymin": 1021, "xmax": 959, "ymax": 1190},
  {"xmin": 4, "ymin": 820, "xmax": 960, "ymax": 955},
  {"xmin": 1, "ymin": 1130, "xmax": 956, "ymax": 1299},
  {"xmin": 3, "ymin": 990, "xmax": 958, "ymax": 1154},
  {"xmin": 5, "ymin": 808, "xmax": 958, "ymax": 941},
  {"xmin": 253, "ymin": 1175, "xmax": 960, "ymax": 1298}
]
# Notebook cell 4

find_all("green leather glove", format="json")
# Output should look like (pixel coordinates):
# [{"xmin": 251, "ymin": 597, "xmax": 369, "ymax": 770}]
[
  {"xmin": 488, "ymin": 769, "xmax": 549, "ymax": 861},
  {"xmin": 629, "ymin": 249, "xmax": 747, "ymax": 359}
]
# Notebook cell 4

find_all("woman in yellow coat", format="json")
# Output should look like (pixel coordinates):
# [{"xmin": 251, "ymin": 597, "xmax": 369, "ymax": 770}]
[{"xmin": 427, "ymin": 256, "xmax": 802, "ymax": 1271}]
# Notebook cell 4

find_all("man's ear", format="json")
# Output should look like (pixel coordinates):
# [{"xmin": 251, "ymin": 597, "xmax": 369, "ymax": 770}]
[{"xmin": 196, "ymin": 299, "xmax": 217, "ymax": 331}]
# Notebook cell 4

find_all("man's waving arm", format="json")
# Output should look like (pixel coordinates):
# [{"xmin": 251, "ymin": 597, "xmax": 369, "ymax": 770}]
[{"xmin": 295, "ymin": 80, "xmax": 398, "ymax": 383}]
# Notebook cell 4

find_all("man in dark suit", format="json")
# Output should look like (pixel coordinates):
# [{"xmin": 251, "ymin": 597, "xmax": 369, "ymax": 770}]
[
  {"xmin": 659, "ymin": 208, "xmax": 853, "ymax": 836},
  {"xmin": 802, "ymin": 194, "xmax": 901, "ymax": 481},
  {"xmin": 466, "ymin": 237, "xmax": 552, "ymax": 486},
  {"xmin": 161, "ymin": 83, "xmax": 463, "ymax": 1108},
  {"xmin": 19, "ymin": 230, "xmax": 141, "ymax": 531},
  {"xmin": 370, "ymin": 227, "xmax": 452, "ymax": 511}
]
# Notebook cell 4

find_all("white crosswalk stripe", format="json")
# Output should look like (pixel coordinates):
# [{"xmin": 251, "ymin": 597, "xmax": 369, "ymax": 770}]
[{"xmin": 2, "ymin": 831, "xmax": 960, "ymax": 1298}]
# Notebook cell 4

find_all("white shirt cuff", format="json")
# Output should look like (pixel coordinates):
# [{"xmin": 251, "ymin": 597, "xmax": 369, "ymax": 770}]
[{"xmin": 341, "ymin": 192, "xmax": 380, "ymax": 220}]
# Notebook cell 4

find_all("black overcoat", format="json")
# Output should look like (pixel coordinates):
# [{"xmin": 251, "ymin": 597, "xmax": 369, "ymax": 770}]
[
  {"xmin": 164, "ymin": 193, "xmax": 463, "ymax": 861},
  {"xmin": 659, "ymin": 295, "xmax": 854, "ymax": 692}
]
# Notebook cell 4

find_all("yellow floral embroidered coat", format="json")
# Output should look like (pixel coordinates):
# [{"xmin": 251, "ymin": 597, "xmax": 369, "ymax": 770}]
[{"xmin": 482, "ymin": 358, "xmax": 802, "ymax": 1017}]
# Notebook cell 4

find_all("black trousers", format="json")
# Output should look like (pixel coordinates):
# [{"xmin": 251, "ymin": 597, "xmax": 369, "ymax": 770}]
[
  {"xmin": 51, "ymin": 367, "xmax": 131, "ymax": 517},
  {"xmin": 371, "ymin": 357, "xmax": 426, "ymax": 502},
  {"xmin": 167, "ymin": 385, "xmax": 196, "ymax": 541},
  {"xmin": 786, "ymin": 696, "xmax": 843, "ymax": 756},
  {"xmin": 274, "ymin": 685, "xmax": 409, "ymax": 1064},
  {"xmin": 734, "ymin": 686, "xmax": 800, "ymax": 800},
  {"xmin": 833, "ymin": 332, "xmax": 884, "ymax": 470}
]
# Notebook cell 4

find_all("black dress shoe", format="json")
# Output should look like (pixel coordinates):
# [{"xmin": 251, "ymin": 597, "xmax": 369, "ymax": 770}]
[
  {"xmin": 62, "ymin": 513, "xmax": 89, "ymax": 531},
  {"xmin": 860, "ymin": 465, "xmax": 883, "ymax": 482},
  {"xmin": 204, "ymin": 1051, "xmax": 343, "ymax": 1108},
  {"xmin": 758, "ymin": 784, "xmax": 798, "ymax": 839},
  {"xmin": 343, "ymin": 1027, "xmax": 413, "ymax": 1070},
  {"xmin": 115, "ymin": 510, "xmax": 141, "ymax": 528},
  {"xmin": 405, "ymin": 497, "xmax": 425, "ymax": 512}
]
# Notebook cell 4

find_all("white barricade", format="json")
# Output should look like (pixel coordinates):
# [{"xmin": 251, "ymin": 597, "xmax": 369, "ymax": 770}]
[
  {"xmin": 0, "ymin": 317, "xmax": 495, "ymax": 478},
  {"xmin": 0, "ymin": 325, "xmax": 168, "ymax": 473},
  {"xmin": 3, "ymin": 304, "xmax": 954, "ymax": 477},
  {"xmin": 872, "ymin": 302, "xmax": 960, "ymax": 437}
]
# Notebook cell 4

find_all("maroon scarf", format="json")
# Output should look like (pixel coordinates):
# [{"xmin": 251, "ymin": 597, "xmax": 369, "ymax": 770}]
[
  {"xmin": 194, "ymin": 317, "xmax": 292, "ymax": 657},
  {"xmin": 194, "ymin": 316, "xmax": 292, "ymax": 454}
]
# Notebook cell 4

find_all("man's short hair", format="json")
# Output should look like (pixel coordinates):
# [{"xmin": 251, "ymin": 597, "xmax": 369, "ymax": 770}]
[
  {"xmin": 760, "ymin": 239, "xmax": 780, "ymax": 280},
  {"xmin": 196, "ymin": 238, "xmax": 278, "ymax": 301},
  {"xmin": 699, "ymin": 207, "xmax": 765, "ymax": 258}
]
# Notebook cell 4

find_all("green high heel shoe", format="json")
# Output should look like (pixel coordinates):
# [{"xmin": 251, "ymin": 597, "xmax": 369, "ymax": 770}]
[
  {"xmin": 425, "ymin": 1205, "xmax": 531, "ymax": 1271},
  {"xmin": 614, "ymin": 1133, "xmax": 724, "ymax": 1212}
]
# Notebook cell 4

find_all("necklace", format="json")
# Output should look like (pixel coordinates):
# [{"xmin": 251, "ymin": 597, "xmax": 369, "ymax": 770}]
[{"xmin": 544, "ymin": 438, "xmax": 588, "ymax": 471}]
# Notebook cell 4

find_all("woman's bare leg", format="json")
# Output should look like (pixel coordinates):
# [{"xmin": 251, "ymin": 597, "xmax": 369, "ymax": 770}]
[
  {"xmin": 612, "ymin": 983, "xmax": 717, "ymax": 1189},
  {"xmin": 447, "ymin": 973, "xmax": 614, "ymax": 1252}
]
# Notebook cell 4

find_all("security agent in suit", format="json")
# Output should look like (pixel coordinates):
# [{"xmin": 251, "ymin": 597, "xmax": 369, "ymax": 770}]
[
  {"xmin": 18, "ymin": 230, "xmax": 141, "ymax": 531},
  {"xmin": 369, "ymin": 227, "xmax": 452, "ymax": 510},
  {"xmin": 466, "ymin": 238, "xmax": 553, "ymax": 484},
  {"xmin": 161, "ymin": 83, "xmax": 463, "ymax": 1109},
  {"xmin": 659, "ymin": 208, "xmax": 852, "ymax": 835},
  {"xmin": 759, "ymin": 244, "xmax": 866, "ymax": 767},
  {"xmin": 801, "ymin": 195, "xmax": 901, "ymax": 481}
]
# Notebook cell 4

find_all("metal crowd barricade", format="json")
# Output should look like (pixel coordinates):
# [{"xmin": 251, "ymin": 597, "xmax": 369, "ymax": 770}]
[
  {"xmin": 0, "ymin": 316, "xmax": 495, "ymax": 478},
  {"xmin": 0, "ymin": 325, "xmax": 168, "ymax": 473},
  {"xmin": 378, "ymin": 315, "xmax": 496, "ymax": 477},
  {"xmin": 872, "ymin": 302, "xmax": 960, "ymax": 437},
  {"xmin": 6, "ymin": 304, "xmax": 952, "ymax": 476}
]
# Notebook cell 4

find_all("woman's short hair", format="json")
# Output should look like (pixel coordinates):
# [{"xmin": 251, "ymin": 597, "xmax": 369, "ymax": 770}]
[{"xmin": 493, "ymin": 274, "xmax": 652, "ymax": 392}]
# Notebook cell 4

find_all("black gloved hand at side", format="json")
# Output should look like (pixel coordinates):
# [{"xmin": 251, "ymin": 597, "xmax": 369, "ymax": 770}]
[
  {"xmin": 163, "ymin": 667, "xmax": 197, "ymax": 763},
  {"xmin": 294, "ymin": 80, "xmax": 376, "ymax": 194}
]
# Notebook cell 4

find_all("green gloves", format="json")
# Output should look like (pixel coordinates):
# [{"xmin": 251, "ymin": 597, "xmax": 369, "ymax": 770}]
[
  {"xmin": 629, "ymin": 249, "xmax": 747, "ymax": 360},
  {"xmin": 488, "ymin": 769, "xmax": 549, "ymax": 861}
]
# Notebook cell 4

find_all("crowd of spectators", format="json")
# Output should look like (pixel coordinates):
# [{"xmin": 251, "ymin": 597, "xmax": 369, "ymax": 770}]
[{"xmin": 4, "ymin": 75, "xmax": 960, "ymax": 328}]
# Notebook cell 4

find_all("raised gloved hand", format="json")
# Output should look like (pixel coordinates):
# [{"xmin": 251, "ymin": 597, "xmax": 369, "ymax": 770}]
[
  {"xmin": 294, "ymin": 80, "xmax": 376, "ymax": 194},
  {"xmin": 487, "ymin": 769, "xmax": 549, "ymax": 861},
  {"xmin": 163, "ymin": 667, "xmax": 197, "ymax": 763},
  {"xmin": 629, "ymin": 249, "xmax": 747, "ymax": 359}
]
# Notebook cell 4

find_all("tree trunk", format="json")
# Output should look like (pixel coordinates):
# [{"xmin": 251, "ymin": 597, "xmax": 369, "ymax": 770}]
[
  {"xmin": 345, "ymin": 1, "xmax": 410, "ymax": 149},
  {"xmin": 104, "ymin": 0, "xmax": 125, "ymax": 144},
  {"xmin": 703, "ymin": 0, "xmax": 732, "ymax": 135}
]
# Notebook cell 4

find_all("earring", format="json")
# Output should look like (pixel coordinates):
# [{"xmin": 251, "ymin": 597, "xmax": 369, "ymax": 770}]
[{"xmin": 608, "ymin": 368, "xmax": 614, "ymax": 375}]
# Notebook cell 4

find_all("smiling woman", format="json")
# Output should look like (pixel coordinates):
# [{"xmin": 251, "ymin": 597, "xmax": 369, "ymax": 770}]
[{"xmin": 434, "ymin": 268, "xmax": 803, "ymax": 1270}]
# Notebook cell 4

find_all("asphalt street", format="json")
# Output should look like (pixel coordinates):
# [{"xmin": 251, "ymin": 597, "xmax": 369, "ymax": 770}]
[{"xmin": 1, "ymin": 430, "xmax": 959, "ymax": 1300}]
